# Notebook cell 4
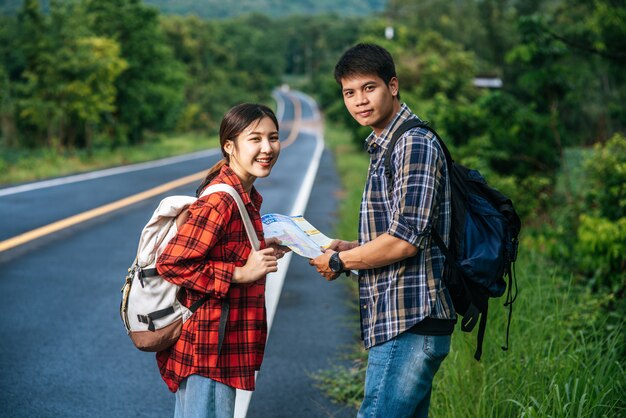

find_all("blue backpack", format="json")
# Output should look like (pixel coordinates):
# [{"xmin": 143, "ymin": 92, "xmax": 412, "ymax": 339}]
[{"xmin": 384, "ymin": 119, "xmax": 521, "ymax": 361}]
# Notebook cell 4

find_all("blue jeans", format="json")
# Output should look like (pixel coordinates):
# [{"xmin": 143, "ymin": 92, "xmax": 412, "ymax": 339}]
[
  {"xmin": 357, "ymin": 332, "xmax": 451, "ymax": 418},
  {"xmin": 174, "ymin": 374, "xmax": 236, "ymax": 418}
]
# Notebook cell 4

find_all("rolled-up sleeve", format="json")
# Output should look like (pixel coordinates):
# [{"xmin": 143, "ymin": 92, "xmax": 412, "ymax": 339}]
[
  {"xmin": 156, "ymin": 196, "xmax": 235, "ymax": 298},
  {"xmin": 387, "ymin": 130, "xmax": 444, "ymax": 249}
]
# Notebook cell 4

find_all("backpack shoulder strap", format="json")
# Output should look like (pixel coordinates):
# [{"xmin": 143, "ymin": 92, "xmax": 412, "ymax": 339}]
[
  {"xmin": 200, "ymin": 184, "xmax": 261, "ymax": 251},
  {"xmin": 383, "ymin": 119, "xmax": 453, "ymax": 184},
  {"xmin": 192, "ymin": 183, "xmax": 261, "ymax": 337},
  {"xmin": 383, "ymin": 119, "xmax": 423, "ymax": 182}
]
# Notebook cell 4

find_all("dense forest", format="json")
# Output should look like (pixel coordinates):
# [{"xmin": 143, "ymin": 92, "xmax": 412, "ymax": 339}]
[
  {"xmin": 0, "ymin": 0, "xmax": 624, "ymax": 414},
  {"xmin": 0, "ymin": 0, "xmax": 386, "ymax": 17},
  {"xmin": 143, "ymin": 0, "xmax": 386, "ymax": 18}
]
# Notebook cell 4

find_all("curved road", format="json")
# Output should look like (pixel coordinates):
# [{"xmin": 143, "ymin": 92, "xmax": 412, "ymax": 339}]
[{"xmin": 0, "ymin": 90, "xmax": 356, "ymax": 417}]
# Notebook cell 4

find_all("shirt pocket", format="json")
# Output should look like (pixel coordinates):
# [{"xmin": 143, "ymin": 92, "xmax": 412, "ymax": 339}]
[
  {"xmin": 212, "ymin": 228, "xmax": 251, "ymax": 265},
  {"xmin": 365, "ymin": 167, "xmax": 393, "ymax": 220},
  {"xmin": 194, "ymin": 297, "xmax": 224, "ymax": 368}
]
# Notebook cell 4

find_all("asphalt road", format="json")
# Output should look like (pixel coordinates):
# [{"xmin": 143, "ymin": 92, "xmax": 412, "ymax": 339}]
[
  {"xmin": 0, "ymin": 90, "xmax": 359, "ymax": 417},
  {"xmin": 248, "ymin": 148, "xmax": 356, "ymax": 418}
]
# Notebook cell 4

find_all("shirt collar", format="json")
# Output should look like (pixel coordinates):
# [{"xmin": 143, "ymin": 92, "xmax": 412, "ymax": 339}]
[
  {"xmin": 212, "ymin": 164, "xmax": 263, "ymax": 209},
  {"xmin": 365, "ymin": 103, "xmax": 415, "ymax": 152}
]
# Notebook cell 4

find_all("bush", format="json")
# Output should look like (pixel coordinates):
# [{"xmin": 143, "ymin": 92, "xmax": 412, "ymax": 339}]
[
  {"xmin": 581, "ymin": 134, "xmax": 626, "ymax": 221},
  {"xmin": 574, "ymin": 134, "xmax": 626, "ymax": 290},
  {"xmin": 576, "ymin": 215, "xmax": 626, "ymax": 290}
]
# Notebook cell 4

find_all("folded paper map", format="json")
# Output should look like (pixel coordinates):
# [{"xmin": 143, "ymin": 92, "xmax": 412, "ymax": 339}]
[{"xmin": 261, "ymin": 213, "xmax": 333, "ymax": 259}]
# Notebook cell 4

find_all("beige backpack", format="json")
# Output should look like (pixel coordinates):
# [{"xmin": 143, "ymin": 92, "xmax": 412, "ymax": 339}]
[{"xmin": 120, "ymin": 184, "xmax": 259, "ymax": 352}]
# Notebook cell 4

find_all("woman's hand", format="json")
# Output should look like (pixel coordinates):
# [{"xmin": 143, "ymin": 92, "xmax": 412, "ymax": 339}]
[
  {"xmin": 265, "ymin": 237, "xmax": 291, "ymax": 259},
  {"xmin": 233, "ymin": 248, "xmax": 278, "ymax": 284}
]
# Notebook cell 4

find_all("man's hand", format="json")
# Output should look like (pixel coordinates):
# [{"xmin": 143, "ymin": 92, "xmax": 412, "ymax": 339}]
[
  {"xmin": 327, "ymin": 239, "xmax": 359, "ymax": 252},
  {"xmin": 312, "ymin": 234, "xmax": 418, "ymax": 281},
  {"xmin": 309, "ymin": 250, "xmax": 341, "ymax": 281}
]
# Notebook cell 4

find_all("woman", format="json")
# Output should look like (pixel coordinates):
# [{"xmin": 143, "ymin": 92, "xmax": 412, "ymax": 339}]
[{"xmin": 156, "ymin": 103, "xmax": 289, "ymax": 418}]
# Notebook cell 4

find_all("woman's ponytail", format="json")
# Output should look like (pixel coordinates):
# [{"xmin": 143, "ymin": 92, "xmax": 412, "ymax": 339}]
[{"xmin": 195, "ymin": 159, "xmax": 227, "ymax": 197}]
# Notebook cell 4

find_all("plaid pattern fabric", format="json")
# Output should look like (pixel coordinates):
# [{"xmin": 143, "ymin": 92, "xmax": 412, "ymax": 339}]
[
  {"xmin": 156, "ymin": 165, "xmax": 267, "ymax": 392},
  {"xmin": 358, "ymin": 104, "xmax": 456, "ymax": 349}
]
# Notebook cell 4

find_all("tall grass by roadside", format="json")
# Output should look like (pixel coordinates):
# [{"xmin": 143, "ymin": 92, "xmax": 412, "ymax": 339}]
[
  {"xmin": 0, "ymin": 133, "xmax": 217, "ymax": 186},
  {"xmin": 314, "ymin": 122, "xmax": 625, "ymax": 418},
  {"xmin": 431, "ymin": 250, "xmax": 624, "ymax": 417}
]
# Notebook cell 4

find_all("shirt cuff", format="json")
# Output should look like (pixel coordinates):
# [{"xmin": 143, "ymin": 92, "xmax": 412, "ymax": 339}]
[
  {"xmin": 387, "ymin": 214, "xmax": 429, "ymax": 249},
  {"xmin": 209, "ymin": 261, "xmax": 234, "ymax": 298}
]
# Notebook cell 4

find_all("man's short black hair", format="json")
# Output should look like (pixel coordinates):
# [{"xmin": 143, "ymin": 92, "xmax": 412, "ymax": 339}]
[{"xmin": 334, "ymin": 43, "xmax": 397, "ymax": 87}]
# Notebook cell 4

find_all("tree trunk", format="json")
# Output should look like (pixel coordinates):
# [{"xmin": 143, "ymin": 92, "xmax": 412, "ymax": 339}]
[
  {"xmin": 0, "ymin": 112, "xmax": 17, "ymax": 148},
  {"xmin": 85, "ymin": 123, "xmax": 93, "ymax": 157}
]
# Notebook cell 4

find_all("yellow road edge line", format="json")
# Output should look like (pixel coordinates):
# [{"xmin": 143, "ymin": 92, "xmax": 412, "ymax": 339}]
[
  {"xmin": 0, "ymin": 170, "xmax": 207, "ymax": 253},
  {"xmin": 281, "ymin": 94, "xmax": 302, "ymax": 148}
]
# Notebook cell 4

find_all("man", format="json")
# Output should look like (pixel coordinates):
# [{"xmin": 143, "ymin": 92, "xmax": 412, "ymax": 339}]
[{"xmin": 310, "ymin": 43, "xmax": 456, "ymax": 418}]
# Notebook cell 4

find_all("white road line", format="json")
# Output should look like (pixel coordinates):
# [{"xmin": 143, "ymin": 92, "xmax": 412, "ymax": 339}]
[
  {"xmin": 233, "ymin": 99, "xmax": 326, "ymax": 418},
  {"xmin": 0, "ymin": 149, "xmax": 220, "ymax": 197},
  {"xmin": 292, "ymin": 90, "xmax": 322, "ymax": 120},
  {"xmin": 2, "ymin": 89, "xmax": 322, "ymax": 417},
  {"xmin": 273, "ymin": 90, "xmax": 286, "ymax": 122},
  {"xmin": 1, "ymin": 94, "xmax": 294, "ymax": 198}
]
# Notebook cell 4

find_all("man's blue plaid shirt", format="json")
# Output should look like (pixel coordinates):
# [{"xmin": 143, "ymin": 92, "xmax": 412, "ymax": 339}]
[{"xmin": 358, "ymin": 104, "xmax": 456, "ymax": 349}]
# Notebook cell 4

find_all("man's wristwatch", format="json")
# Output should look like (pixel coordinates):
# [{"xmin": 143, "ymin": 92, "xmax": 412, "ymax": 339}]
[{"xmin": 329, "ymin": 252, "xmax": 345, "ymax": 273}]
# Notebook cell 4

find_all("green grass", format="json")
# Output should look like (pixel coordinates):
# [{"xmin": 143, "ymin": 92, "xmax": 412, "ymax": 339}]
[
  {"xmin": 430, "ymin": 254, "xmax": 624, "ymax": 417},
  {"xmin": 0, "ymin": 132, "xmax": 218, "ymax": 186},
  {"xmin": 314, "ymin": 123, "xmax": 626, "ymax": 418},
  {"xmin": 322, "ymin": 122, "xmax": 369, "ymax": 242}
]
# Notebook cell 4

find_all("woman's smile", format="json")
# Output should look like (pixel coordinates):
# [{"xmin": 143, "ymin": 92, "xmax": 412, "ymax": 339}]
[{"xmin": 254, "ymin": 156, "xmax": 274, "ymax": 167}]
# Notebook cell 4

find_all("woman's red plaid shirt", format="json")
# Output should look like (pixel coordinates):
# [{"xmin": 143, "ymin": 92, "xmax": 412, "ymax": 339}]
[{"xmin": 156, "ymin": 165, "xmax": 267, "ymax": 392}]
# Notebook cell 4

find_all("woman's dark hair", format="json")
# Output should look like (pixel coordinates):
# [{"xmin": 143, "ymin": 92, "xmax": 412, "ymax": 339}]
[
  {"xmin": 334, "ymin": 43, "xmax": 400, "ymax": 98},
  {"xmin": 196, "ymin": 103, "xmax": 279, "ymax": 196}
]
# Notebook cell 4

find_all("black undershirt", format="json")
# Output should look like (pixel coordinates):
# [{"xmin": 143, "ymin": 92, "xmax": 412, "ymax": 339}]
[{"xmin": 406, "ymin": 317, "xmax": 457, "ymax": 336}]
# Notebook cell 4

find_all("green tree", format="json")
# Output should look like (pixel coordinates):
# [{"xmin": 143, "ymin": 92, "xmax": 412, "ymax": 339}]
[
  {"xmin": 0, "ymin": 65, "xmax": 18, "ymax": 148},
  {"xmin": 57, "ymin": 36, "xmax": 127, "ymax": 150},
  {"xmin": 215, "ymin": 14, "xmax": 286, "ymax": 101},
  {"xmin": 385, "ymin": 0, "xmax": 519, "ymax": 73},
  {"xmin": 551, "ymin": 0, "xmax": 626, "ymax": 140},
  {"xmin": 505, "ymin": 1, "xmax": 626, "ymax": 147},
  {"xmin": 17, "ymin": 0, "xmax": 46, "ymax": 72},
  {"xmin": 160, "ymin": 14, "xmax": 285, "ymax": 132},
  {"xmin": 14, "ymin": 0, "xmax": 51, "ymax": 147},
  {"xmin": 401, "ymin": 31, "xmax": 479, "ymax": 102},
  {"xmin": 160, "ymin": 15, "xmax": 231, "ymax": 131},
  {"xmin": 285, "ymin": 13, "xmax": 364, "ymax": 135},
  {"xmin": 16, "ymin": 0, "xmax": 127, "ymax": 150},
  {"xmin": 0, "ymin": 14, "xmax": 20, "ymax": 147},
  {"xmin": 86, "ymin": 0, "xmax": 186, "ymax": 143}
]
